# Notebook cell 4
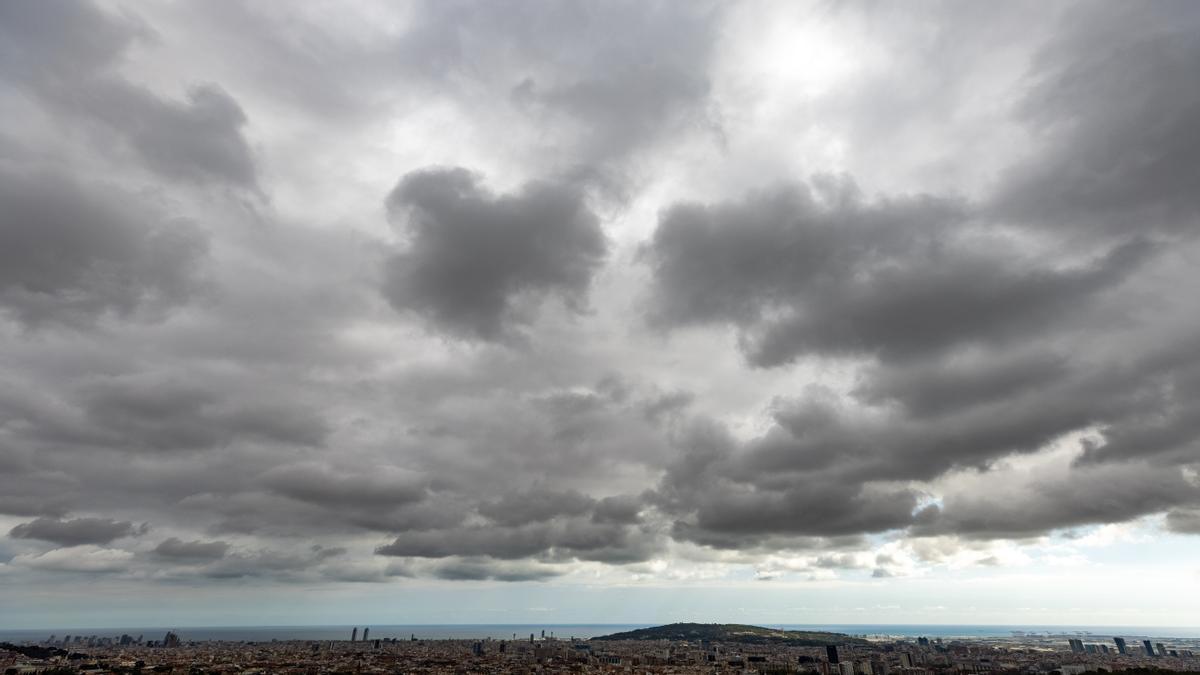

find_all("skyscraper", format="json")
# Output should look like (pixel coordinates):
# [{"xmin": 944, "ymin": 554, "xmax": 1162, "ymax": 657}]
[
  {"xmin": 1069, "ymin": 639, "xmax": 1085, "ymax": 653},
  {"xmin": 351, "ymin": 627, "xmax": 358, "ymax": 642},
  {"xmin": 827, "ymin": 646, "xmax": 840, "ymax": 664},
  {"xmin": 1114, "ymin": 638, "xmax": 1127, "ymax": 655},
  {"xmin": 1143, "ymin": 640, "xmax": 1155, "ymax": 656},
  {"xmin": 363, "ymin": 627, "xmax": 369, "ymax": 642},
  {"xmin": 1156, "ymin": 643, "xmax": 1167, "ymax": 656}
]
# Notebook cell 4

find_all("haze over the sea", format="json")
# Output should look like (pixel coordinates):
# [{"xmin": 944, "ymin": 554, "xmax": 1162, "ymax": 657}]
[
  {"xmin": 1, "ymin": 0, "xmax": 1199, "ymax": 627},
  {"xmin": 5, "ymin": 625, "xmax": 1200, "ymax": 645}
]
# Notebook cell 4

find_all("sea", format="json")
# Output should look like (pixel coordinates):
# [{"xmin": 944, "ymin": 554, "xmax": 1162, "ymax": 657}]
[{"xmin": 3, "ymin": 624, "xmax": 1200, "ymax": 644}]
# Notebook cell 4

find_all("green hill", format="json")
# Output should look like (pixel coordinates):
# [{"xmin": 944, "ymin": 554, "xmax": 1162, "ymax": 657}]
[{"xmin": 591, "ymin": 623, "xmax": 869, "ymax": 646}]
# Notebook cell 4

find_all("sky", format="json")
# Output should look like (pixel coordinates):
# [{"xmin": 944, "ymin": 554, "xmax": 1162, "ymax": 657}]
[{"xmin": 1, "ymin": 0, "xmax": 1199, "ymax": 630}]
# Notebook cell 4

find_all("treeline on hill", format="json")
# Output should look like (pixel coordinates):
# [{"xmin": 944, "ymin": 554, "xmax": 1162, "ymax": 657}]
[
  {"xmin": 1, "ymin": 643, "xmax": 68, "ymax": 660},
  {"xmin": 592, "ymin": 622, "xmax": 871, "ymax": 646}
]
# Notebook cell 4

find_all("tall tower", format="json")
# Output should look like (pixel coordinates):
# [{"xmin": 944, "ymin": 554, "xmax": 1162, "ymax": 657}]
[
  {"xmin": 351, "ymin": 627, "xmax": 358, "ymax": 642},
  {"xmin": 1114, "ymin": 638, "xmax": 1127, "ymax": 655},
  {"xmin": 363, "ymin": 627, "xmax": 369, "ymax": 642},
  {"xmin": 827, "ymin": 645, "xmax": 840, "ymax": 664}
]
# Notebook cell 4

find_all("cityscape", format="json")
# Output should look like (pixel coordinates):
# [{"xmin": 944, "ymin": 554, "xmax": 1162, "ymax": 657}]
[{"xmin": 4, "ymin": 624, "xmax": 1200, "ymax": 674}]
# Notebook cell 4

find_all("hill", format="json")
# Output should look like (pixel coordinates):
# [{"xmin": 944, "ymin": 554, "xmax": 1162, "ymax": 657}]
[{"xmin": 591, "ymin": 623, "xmax": 869, "ymax": 646}]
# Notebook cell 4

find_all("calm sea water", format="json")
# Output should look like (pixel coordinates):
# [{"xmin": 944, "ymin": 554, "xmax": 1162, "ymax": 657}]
[{"xmin": 3, "ymin": 624, "xmax": 1200, "ymax": 644}]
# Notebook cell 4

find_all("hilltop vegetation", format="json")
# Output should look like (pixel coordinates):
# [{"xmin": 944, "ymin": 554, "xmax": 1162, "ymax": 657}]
[{"xmin": 592, "ymin": 623, "xmax": 870, "ymax": 646}]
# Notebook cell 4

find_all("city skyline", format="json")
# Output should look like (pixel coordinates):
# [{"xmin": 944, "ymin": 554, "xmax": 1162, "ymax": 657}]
[{"xmin": 2, "ymin": 1, "xmax": 1200, "ymax": 629}]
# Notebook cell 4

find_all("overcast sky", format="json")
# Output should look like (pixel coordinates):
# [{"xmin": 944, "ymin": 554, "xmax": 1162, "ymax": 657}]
[{"xmin": 2, "ymin": 0, "xmax": 1200, "ymax": 630}]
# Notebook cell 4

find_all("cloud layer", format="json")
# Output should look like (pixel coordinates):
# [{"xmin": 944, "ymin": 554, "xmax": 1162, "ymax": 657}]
[{"xmin": 2, "ymin": 0, "xmax": 1199, "ymax": 606}]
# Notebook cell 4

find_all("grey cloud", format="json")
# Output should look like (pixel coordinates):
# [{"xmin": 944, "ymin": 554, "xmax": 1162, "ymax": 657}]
[
  {"xmin": 0, "ymin": 0, "xmax": 143, "ymax": 78},
  {"xmin": 814, "ymin": 554, "xmax": 870, "ymax": 570},
  {"xmin": 5, "ymin": 0, "xmax": 1200, "ymax": 591},
  {"xmin": 201, "ymin": 547, "xmax": 343, "ymax": 580},
  {"xmin": 163, "ymin": 0, "xmax": 722, "ymax": 156},
  {"xmin": 261, "ymin": 464, "xmax": 427, "ymax": 510},
  {"xmin": 382, "ymin": 168, "xmax": 607, "ymax": 340},
  {"xmin": 375, "ymin": 516, "xmax": 657, "ymax": 564},
  {"xmin": 853, "ymin": 349, "xmax": 1071, "ymax": 418},
  {"xmin": 645, "ymin": 318, "xmax": 1200, "ymax": 547},
  {"xmin": 152, "ymin": 537, "xmax": 229, "ymax": 562},
  {"xmin": 79, "ymin": 81, "xmax": 258, "ymax": 187},
  {"xmin": 688, "ymin": 482, "xmax": 919, "ymax": 540},
  {"xmin": 1075, "ymin": 356, "xmax": 1200, "ymax": 466},
  {"xmin": 430, "ymin": 558, "xmax": 563, "ymax": 582},
  {"xmin": 12, "ymin": 545, "xmax": 134, "ymax": 574},
  {"xmin": 0, "ymin": 1, "xmax": 258, "ymax": 187},
  {"xmin": 187, "ymin": 486, "xmax": 462, "ymax": 538},
  {"xmin": 0, "ymin": 496, "xmax": 69, "ymax": 519},
  {"xmin": 0, "ymin": 168, "xmax": 207, "ymax": 326},
  {"xmin": 81, "ymin": 377, "xmax": 328, "ymax": 451},
  {"xmin": 479, "ymin": 488, "xmax": 594, "ymax": 527},
  {"xmin": 592, "ymin": 495, "xmax": 643, "ymax": 525},
  {"xmin": 640, "ymin": 390, "xmax": 695, "ymax": 424},
  {"xmin": 9, "ymin": 517, "xmax": 139, "ymax": 547},
  {"xmin": 624, "ymin": 1, "xmax": 1200, "ymax": 551},
  {"xmin": 652, "ymin": 418, "xmax": 918, "ymax": 548},
  {"xmin": 914, "ymin": 463, "xmax": 1200, "ymax": 540},
  {"xmin": 401, "ymin": 0, "xmax": 722, "ymax": 176},
  {"xmin": 504, "ymin": 1, "xmax": 719, "ymax": 169},
  {"xmin": 992, "ymin": 2, "xmax": 1200, "ymax": 236},
  {"xmin": 642, "ymin": 178, "xmax": 1149, "ymax": 367},
  {"xmin": 1166, "ymin": 509, "xmax": 1200, "ymax": 535}
]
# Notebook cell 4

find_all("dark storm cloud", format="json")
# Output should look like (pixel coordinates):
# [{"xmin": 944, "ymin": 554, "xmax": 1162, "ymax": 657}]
[
  {"xmin": 152, "ymin": 537, "xmax": 229, "ymax": 562},
  {"xmin": 0, "ymin": 169, "xmax": 206, "ymax": 326},
  {"xmin": 642, "ymin": 177, "xmax": 1149, "ymax": 368},
  {"xmin": 9, "ymin": 517, "xmax": 139, "ymax": 547},
  {"xmin": 992, "ymin": 2, "xmax": 1200, "ymax": 236},
  {"xmin": 0, "ymin": 0, "xmax": 258, "ymax": 187},
  {"xmin": 382, "ymin": 168, "xmax": 607, "ymax": 340}
]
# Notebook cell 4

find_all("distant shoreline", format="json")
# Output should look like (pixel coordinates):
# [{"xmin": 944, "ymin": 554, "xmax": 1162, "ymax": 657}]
[{"xmin": 4, "ymin": 624, "xmax": 1200, "ymax": 643}]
